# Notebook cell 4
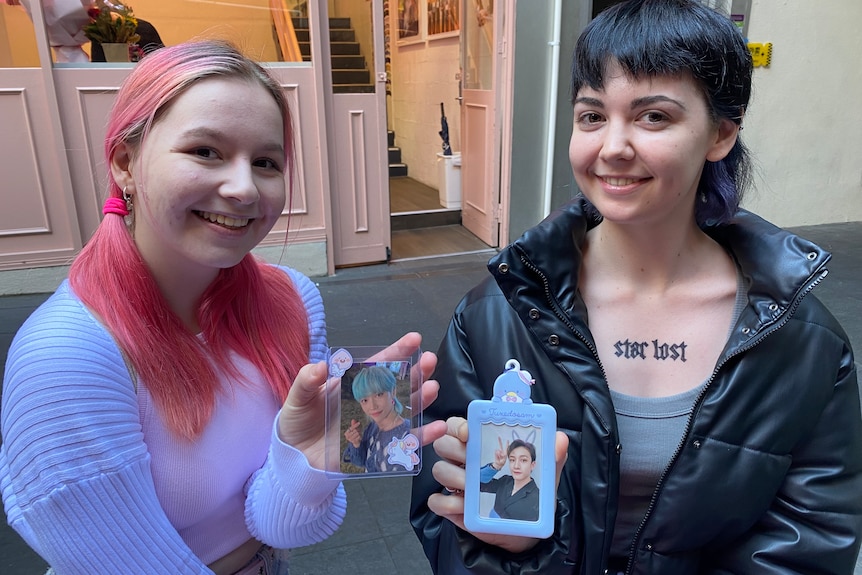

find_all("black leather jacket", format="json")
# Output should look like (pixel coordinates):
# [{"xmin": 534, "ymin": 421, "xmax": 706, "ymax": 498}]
[{"xmin": 411, "ymin": 199, "xmax": 862, "ymax": 574}]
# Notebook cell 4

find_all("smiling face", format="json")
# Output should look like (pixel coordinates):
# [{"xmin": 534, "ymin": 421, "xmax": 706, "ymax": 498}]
[
  {"xmin": 569, "ymin": 62, "xmax": 737, "ymax": 228},
  {"xmin": 508, "ymin": 445, "xmax": 536, "ymax": 483},
  {"xmin": 359, "ymin": 391, "xmax": 396, "ymax": 424},
  {"xmin": 112, "ymin": 77, "xmax": 287, "ymax": 291}
]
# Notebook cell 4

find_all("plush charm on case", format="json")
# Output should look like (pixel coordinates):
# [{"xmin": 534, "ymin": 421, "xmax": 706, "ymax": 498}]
[{"xmin": 492, "ymin": 359, "xmax": 535, "ymax": 404}]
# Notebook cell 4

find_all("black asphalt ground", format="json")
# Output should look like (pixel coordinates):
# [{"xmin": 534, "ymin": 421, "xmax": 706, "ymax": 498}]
[{"xmin": 1, "ymin": 221, "xmax": 861, "ymax": 574}]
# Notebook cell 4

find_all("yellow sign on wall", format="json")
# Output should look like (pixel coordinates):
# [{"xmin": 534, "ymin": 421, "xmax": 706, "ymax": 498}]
[{"xmin": 748, "ymin": 42, "xmax": 773, "ymax": 68}]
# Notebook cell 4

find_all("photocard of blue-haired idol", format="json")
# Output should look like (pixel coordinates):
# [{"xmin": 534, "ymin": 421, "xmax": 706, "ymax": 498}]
[
  {"xmin": 325, "ymin": 346, "xmax": 423, "ymax": 478},
  {"xmin": 464, "ymin": 359, "xmax": 556, "ymax": 538}
]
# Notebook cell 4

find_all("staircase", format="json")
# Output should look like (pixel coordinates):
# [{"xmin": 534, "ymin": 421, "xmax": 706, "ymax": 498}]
[
  {"xmin": 292, "ymin": 17, "xmax": 374, "ymax": 93},
  {"xmin": 292, "ymin": 16, "xmax": 401, "ymax": 173},
  {"xmin": 388, "ymin": 130, "xmax": 408, "ymax": 178}
]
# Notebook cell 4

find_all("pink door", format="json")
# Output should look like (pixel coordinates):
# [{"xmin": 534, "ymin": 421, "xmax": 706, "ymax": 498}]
[
  {"xmin": 328, "ymin": 0, "xmax": 390, "ymax": 267},
  {"xmin": 459, "ymin": 0, "xmax": 502, "ymax": 247},
  {"xmin": 0, "ymin": 3, "xmax": 82, "ymax": 270}
]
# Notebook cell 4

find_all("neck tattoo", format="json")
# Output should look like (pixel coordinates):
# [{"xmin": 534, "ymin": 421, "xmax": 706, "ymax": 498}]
[{"xmin": 614, "ymin": 338, "xmax": 688, "ymax": 362}]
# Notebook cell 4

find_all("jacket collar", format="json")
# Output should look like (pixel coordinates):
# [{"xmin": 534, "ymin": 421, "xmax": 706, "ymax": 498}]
[{"xmin": 490, "ymin": 197, "xmax": 831, "ymax": 333}]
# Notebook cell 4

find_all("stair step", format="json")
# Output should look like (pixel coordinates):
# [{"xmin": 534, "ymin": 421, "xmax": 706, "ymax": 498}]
[
  {"xmin": 332, "ymin": 55, "xmax": 366, "ymax": 69},
  {"xmin": 296, "ymin": 40, "xmax": 360, "ymax": 56},
  {"xmin": 292, "ymin": 17, "xmax": 351, "ymax": 30},
  {"xmin": 391, "ymin": 209, "xmax": 462, "ymax": 230},
  {"xmin": 333, "ymin": 84, "xmax": 375, "ymax": 94},
  {"xmin": 388, "ymin": 130, "xmax": 395, "ymax": 147},
  {"xmin": 389, "ymin": 164, "xmax": 409, "ymax": 177},
  {"xmin": 388, "ymin": 147, "xmax": 402, "ymax": 164},
  {"xmin": 293, "ymin": 27, "xmax": 356, "ymax": 42},
  {"xmin": 333, "ymin": 69, "xmax": 370, "ymax": 84},
  {"xmin": 290, "ymin": 17, "xmax": 371, "ymax": 93},
  {"xmin": 292, "ymin": 28, "xmax": 356, "ymax": 43},
  {"xmin": 330, "ymin": 42, "xmax": 361, "ymax": 55},
  {"xmin": 329, "ymin": 17, "xmax": 351, "ymax": 29},
  {"xmin": 330, "ymin": 29, "xmax": 356, "ymax": 42},
  {"xmin": 329, "ymin": 18, "xmax": 351, "ymax": 30}
]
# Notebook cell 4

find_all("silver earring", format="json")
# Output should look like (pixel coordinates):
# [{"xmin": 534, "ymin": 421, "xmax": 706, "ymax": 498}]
[
  {"xmin": 700, "ymin": 192, "xmax": 708, "ymax": 204},
  {"xmin": 122, "ymin": 187, "xmax": 133, "ymax": 212}
]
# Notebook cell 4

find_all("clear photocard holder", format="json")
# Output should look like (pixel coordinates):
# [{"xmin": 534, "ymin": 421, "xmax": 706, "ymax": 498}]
[
  {"xmin": 464, "ymin": 359, "xmax": 557, "ymax": 538},
  {"xmin": 324, "ymin": 346, "xmax": 424, "ymax": 479}
]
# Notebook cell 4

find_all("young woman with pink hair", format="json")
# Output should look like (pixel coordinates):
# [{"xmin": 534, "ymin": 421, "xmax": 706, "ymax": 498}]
[{"xmin": 0, "ymin": 40, "xmax": 443, "ymax": 574}]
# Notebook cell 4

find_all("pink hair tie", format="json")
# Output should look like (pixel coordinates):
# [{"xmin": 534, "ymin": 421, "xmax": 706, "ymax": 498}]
[{"xmin": 103, "ymin": 197, "xmax": 129, "ymax": 217}]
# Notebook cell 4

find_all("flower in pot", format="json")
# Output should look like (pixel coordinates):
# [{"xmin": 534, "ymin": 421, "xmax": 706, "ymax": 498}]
[{"xmin": 83, "ymin": 1, "xmax": 141, "ymax": 61}]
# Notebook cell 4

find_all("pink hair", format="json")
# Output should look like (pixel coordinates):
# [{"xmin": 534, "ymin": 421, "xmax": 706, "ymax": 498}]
[{"xmin": 70, "ymin": 41, "xmax": 308, "ymax": 440}]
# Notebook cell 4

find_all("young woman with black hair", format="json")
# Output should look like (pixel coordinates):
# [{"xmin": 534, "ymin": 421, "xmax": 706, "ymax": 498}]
[{"xmin": 411, "ymin": 1, "xmax": 862, "ymax": 573}]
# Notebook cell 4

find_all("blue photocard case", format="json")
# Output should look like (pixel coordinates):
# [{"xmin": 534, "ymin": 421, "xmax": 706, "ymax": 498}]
[{"xmin": 463, "ymin": 359, "xmax": 557, "ymax": 538}]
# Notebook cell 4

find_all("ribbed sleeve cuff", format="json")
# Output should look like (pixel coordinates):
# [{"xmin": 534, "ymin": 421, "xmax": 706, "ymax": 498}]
[
  {"xmin": 244, "ymin": 422, "xmax": 347, "ymax": 547},
  {"xmin": 269, "ymin": 418, "xmax": 342, "ymax": 506}
]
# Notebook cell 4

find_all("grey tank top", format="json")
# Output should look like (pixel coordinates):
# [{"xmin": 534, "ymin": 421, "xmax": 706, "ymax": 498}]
[{"xmin": 608, "ymin": 266, "xmax": 748, "ymax": 559}]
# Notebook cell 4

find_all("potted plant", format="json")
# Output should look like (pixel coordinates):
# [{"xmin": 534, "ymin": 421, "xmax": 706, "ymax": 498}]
[{"xmin": 83, "ymin": 1, "xmax": 141, "ymax": 62}]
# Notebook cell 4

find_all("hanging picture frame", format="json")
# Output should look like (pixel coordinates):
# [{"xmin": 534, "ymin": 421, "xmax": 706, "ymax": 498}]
[
  {"xmin": 397, "ymin": 0, "xmax": 424, "ymax": 44},
  {"xmin": 427, "ymin": 0, "xmax": 460, "ymax": 39}
]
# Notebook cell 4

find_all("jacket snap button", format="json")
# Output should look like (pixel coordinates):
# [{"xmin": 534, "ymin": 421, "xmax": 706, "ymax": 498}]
[
  {"xmin": 807, "ymin": 251, "xmax": 817, "ymax": 260},
  {"xmin": 768, "ymin": 303, "xmax": 778, "ymax": 311},
  {"xmin": 529, "ymin": 308, "xmax": 540, "ymax": 319},
  {"xmin": 646, "ymin": 543, "xmax": 653, "ymax": 551},
  {"xmin": 548, "ymin": 334, "xmax": 560, "ymax": 346},
  {"xmin": 498, "ymin": 263, "xmax": 510, "ymax": 273},
  {"xmin": 616, "ymin": 444, "xmax": 622, "ymax": 455},
  {"xmin": 692, "ymin": 439, "xmax": 701, "ymax": 449},
  {"xmin": 741, "ymin": 327, "xmax": 751, "ymax": 335}
]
